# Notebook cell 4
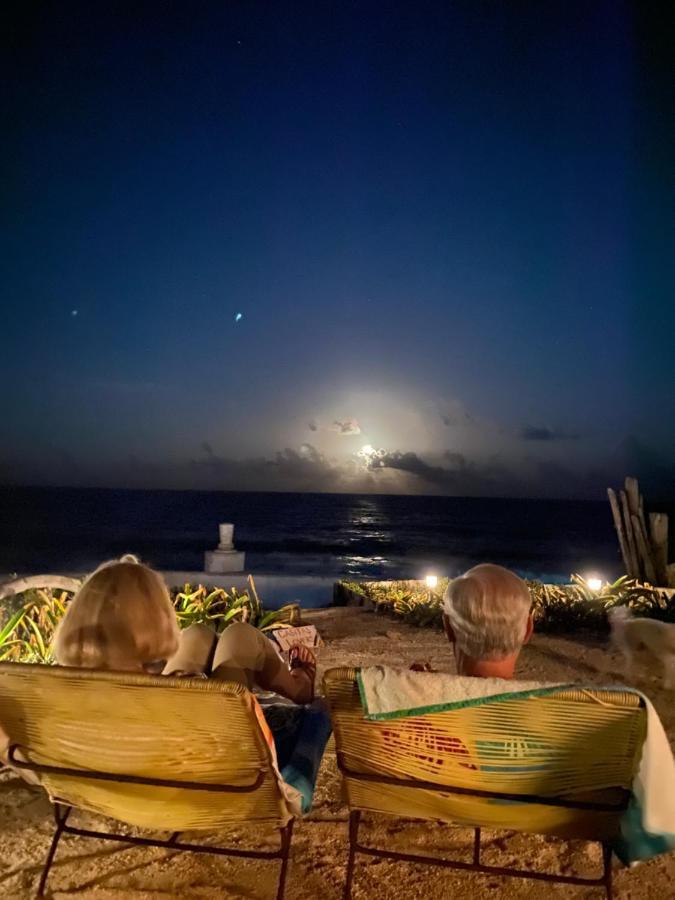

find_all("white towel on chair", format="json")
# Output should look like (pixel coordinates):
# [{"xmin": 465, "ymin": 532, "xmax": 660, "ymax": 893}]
[{"xmin": 357, "ymin": 665, "xmax": 563, "ymax": 719}]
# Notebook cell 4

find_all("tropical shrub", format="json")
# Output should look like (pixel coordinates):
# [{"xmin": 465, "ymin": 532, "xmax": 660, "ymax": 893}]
[
  {"xmin": 0, "ymin": 588, "xmax": 71, "ymax": 663},
  {"xmin": 172, "ymin": 577, "xmax": 299, "ymax": 633},
  {"xmin": 0, "ymin": 576, "xmax": 299, "ymax": 664}
]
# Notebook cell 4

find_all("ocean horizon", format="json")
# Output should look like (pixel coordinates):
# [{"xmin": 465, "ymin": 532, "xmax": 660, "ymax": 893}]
[{"xmin": 0, "ymin": 485, "xmax": 636, "ymax": 586}]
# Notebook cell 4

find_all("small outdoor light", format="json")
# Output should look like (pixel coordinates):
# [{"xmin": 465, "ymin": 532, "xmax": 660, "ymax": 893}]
[
  {"xmin": 586, "ymin": 576, "xmax": 603, "ymax": 592},
  {"xmin": 425, "ymin": 574, "xmax": 438, "ymax": 590}
]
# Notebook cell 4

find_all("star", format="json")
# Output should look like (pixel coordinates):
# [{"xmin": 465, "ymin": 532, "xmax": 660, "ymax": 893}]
[
  {"xmin": 70, "ymin": 309, "xmax": 78, "ymax": 317},
  {"xmin": 234, "ymin": 312, "xmax": 243, "ymax": 322}
]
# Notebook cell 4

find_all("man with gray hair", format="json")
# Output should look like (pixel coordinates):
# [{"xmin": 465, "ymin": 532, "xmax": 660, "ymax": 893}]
[{"xmin": 440, "ymin": 563, "xmax": 533, "ymax": 679}]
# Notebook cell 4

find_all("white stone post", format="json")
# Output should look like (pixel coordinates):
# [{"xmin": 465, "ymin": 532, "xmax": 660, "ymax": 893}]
[{"xmin": 218, "ymin": 523, "xmax": 234, "ymax": 550}]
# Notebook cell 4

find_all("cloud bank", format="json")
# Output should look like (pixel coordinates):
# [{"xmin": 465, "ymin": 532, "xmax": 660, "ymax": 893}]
[{"xmin": 3, "ymin": 432, "xmax": 673, "ymax": 500}]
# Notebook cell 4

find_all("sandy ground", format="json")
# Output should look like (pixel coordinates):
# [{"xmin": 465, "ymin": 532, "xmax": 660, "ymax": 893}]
[{"xmin": 1, "ymin": 606, "xmax": 674, "ymax": 900}]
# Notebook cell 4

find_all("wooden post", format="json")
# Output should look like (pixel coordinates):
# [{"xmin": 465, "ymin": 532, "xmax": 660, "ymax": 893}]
[
  {"xmin": 625, "ymin": 477, "xmax": 640, "ymax": 516},
  {"xmin": 620, "ymin": 490, "xmax": 640, "ymax": 578},
  {"xmin": 637, "ymin": 503, "xmax": 654, "ymax": 577},
  {"xmin": 632, "ymin": 515, "xmax": 657, "ymax": 585},
  {"xmin": 650, "ymin": 513, "xmax": 669, "ymax": 587},
  {"xmin": 607, "ymin": 488, "xmax": 632, "ymax": 576},
  {"xmin": 609, "ymin": 477, "xmax": 669, "ymax": 584}
]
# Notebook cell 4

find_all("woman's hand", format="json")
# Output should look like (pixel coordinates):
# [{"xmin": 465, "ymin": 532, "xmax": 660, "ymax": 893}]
[
  {"xmin": 289, "ymin": 644, "xmax": 316, "ymax": 677},
  {"xmin": 288, "ymin": 644, "xmax": 316, "ymax": 703}
]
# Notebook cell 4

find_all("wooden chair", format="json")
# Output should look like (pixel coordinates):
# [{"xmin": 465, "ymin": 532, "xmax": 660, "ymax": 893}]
[
  {"xmin": 0, "ymin": 662, "xmax": 298, "ymax": 899},
  {"xmin": 324, "ymin": 667, "xmax": 647, "ymax": 899}
]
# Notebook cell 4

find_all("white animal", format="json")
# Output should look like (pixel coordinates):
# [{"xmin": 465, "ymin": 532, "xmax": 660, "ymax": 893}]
[{"xmin": 608, "ymin": 606, "xmax": 675, "ymax": 689}]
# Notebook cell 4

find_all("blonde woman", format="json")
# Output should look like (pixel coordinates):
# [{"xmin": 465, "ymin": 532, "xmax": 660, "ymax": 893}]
[
  {"xmin": 52, "ymin": 555, "xmax": 181, "ymax": 674},
  {"xmin": 52, "ymin": 555, "xmax": 331, "ymax": 809},
  {"xmin": 54, "ymin": 555, "xmax": 317, "ymax": 698}
]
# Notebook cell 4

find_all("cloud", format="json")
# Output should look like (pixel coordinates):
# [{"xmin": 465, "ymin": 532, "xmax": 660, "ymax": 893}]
[
  {"xmin": 378, "ymin": 451, "xmax": 452, "ymax": 483},
  {"xmin": 188, "ymin": 443, "xmax": 375, "ymax": 493},
  {"xmin": 443, "ymin": 450, "xmax": 466, "ymax": 467},
  {"xmin": 520, "ymin": 425, "xmax": 580, "ymax": 442},
  {"xmin": 307, "ymin": 419, "xmax": 319, "ymax": 432},
  {"xmin": 185, "ymin": 443, "xmax": 513, "ymax": 496},
  {"xmin": 374, "ymin": 449, "xmax": 509, "ymax": 495},
  {"xmin": 330, "ymin": 418, "xmax": 361, "ymax": 435},
  {"xmin": 438, "ymin": 399, "xmax": 475, "ymax": 428}
]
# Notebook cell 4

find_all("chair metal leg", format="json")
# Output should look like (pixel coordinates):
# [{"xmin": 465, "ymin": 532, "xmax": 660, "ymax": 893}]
[
  {"xmin": 276, "ymin": 819, "xmax": 294, "ymax": 900},
  {"xmin": 472, "ymin": 827, "xmax": 481, "ymax": 865},
  {"xmin": 37, "ymin": 804, "xmax": 71, "ymax": 897},
  {"xmin": 602, "ymin": 843, "xmax": 613, "ymax": 900},
  {"xmin": 343, "ymin": 810, "xmax": 361, "ymax": 900},
  {"xmin": 167, "ymin": 831, "xmax": 181, "ymax": 845}
]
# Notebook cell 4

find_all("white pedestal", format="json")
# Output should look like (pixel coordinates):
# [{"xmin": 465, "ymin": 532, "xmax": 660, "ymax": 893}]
[{"xmin": 204, "ymin": 549, "xmax": 246, "ymax": 574}]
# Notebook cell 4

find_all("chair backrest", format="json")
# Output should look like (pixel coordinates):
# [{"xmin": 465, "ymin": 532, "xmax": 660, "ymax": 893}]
[
  {"xmin": 0, "ymin": 662, "xmax": 292, "ymax": 830},
  {"xmin": 324, "ymin": 667, "xmax": 647, "ymax": 841}
]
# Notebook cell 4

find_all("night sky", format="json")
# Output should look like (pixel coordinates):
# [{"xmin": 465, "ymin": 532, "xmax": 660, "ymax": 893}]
[{"xmin": 3, "ymin": 2, "xmax": 675, "ymax": 499}]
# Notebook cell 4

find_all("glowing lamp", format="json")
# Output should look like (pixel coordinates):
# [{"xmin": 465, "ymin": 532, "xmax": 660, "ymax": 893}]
[
  {"xmin": 425, "ymin": 575, "xmax": 438, "ymax": 590},
  {"xmin": 586, "ymin": 577, "xmax": 603, "ymax": 592}
]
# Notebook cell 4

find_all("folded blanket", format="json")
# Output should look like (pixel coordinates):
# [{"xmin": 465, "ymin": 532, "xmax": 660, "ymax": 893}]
[
  {"xmin": 249, "ymin": 694, "xmax": 303, "ymax": 817},
  {"xmin": 357, "ymin": 666, "xmax": 675, "ymax": 865}
]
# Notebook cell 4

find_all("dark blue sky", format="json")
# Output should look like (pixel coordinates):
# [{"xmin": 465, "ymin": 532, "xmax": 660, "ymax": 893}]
[{"xmin": 3, "ymin": 2, "xmax": 674, "ymax": 497}]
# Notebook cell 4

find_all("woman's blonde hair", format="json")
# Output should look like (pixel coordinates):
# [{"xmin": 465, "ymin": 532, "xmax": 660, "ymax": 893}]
[
  {"xmin": 442, "ymin": 563, "xmax": 531, "ymax": 660},
  {"xmin": 54, "ymin": 555, "xmax": 180, "ymax": 670}
]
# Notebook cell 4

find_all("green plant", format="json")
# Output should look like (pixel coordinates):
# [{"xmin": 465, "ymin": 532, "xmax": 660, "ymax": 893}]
[
  {"xmin": 338, "ymin": 579, "xmax": 445, "ymax": 628},
  {"xmin": 528, "ymin": 574, "xmax": 675, "ymax": 632},
  {"xmin": 0, "ymin": 588, "xmax": 71, "ymax": 663},
  {"xmin": 171, "ymin": 576, "xmax": 298, "ymax": 634},
  {"xmin": 172, "ymin": 584, "xmax": 251, "ymax": 630}
]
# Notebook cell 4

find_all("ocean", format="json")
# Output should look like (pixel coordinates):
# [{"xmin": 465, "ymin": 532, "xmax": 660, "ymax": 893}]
[{"xmin": 0, "ymin": 486, "xmax": 625, "ymax": 586}]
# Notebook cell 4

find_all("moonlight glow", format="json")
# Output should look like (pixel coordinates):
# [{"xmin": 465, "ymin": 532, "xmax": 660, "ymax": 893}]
[{"xmin": 357, "ymin": 444, "xmax": 387, "ymax": 469}]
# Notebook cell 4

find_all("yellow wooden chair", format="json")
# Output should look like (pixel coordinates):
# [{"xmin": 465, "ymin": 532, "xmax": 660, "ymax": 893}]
[
  {"xmin": 0, "ymin": 662, "xmax": 298, "ymax": 899},
  {"xmin": 324, "ymin": 667, "xmax": 647, "ymax": 899}
]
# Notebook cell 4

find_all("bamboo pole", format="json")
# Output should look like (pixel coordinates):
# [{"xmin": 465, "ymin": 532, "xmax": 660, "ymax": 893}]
[
  {"xmin": 649, "ymin": 512, "xmax": 669, "ymax": 587},
  {"xmin": 625, "ymin": 477, "xmax": 640, "ymax": 516},
  {"xmin": 607, "ymin": 488, "xmax": 632, "ymax": 576},
  {"xmin": 632, "ymin": 514, "xmax": 657, "ymax": 585},
  {"xmin": 620, "ymin": 490, "xmax": 640, "ymax": 578},
  {"xmin": 636, "ymin": 500, "xmax": 654, "ymax": 576}
]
